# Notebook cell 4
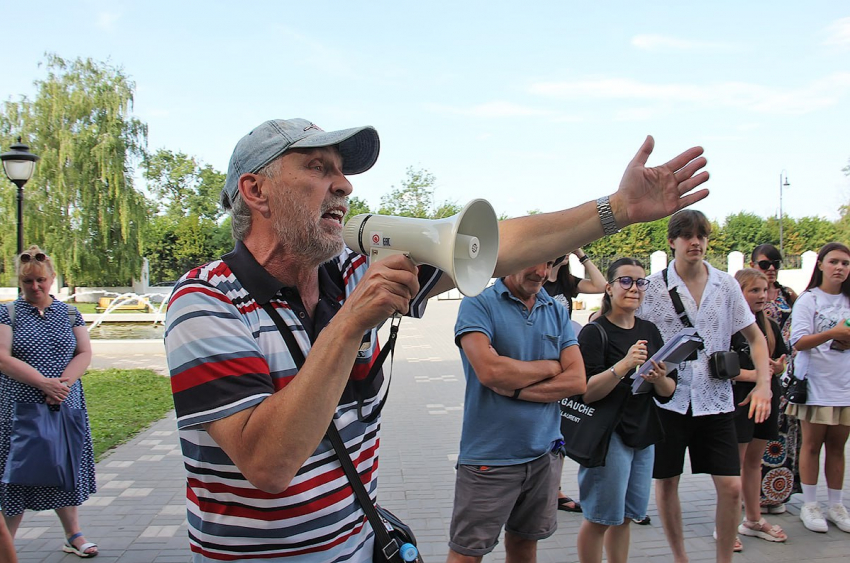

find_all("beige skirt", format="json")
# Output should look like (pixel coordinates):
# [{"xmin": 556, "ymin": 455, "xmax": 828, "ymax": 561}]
[{"xmin": 786, "ymin": 404, "xmax": 850, "ymax": 426}]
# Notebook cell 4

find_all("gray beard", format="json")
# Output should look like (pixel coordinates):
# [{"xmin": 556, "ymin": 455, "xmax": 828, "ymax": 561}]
[{"xmin": 271, "ymin": 194, "xmax": 345, "ymax": 266}]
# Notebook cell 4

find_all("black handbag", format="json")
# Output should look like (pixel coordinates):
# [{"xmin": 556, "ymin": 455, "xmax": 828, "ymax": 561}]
[
  {"xmin": 260, "ymin": 303, "xmax": 422, "ymax": 562},
  {"xmin": 785, "ymin": 377, "xmax": 808, "ymax": 404},
  {"xmin": 707, "ymin": 350, "xmax": 740, "ymax": 381},
  {"xmin": 559, "ymin": 322, "xmax": 629, "ymax": 468}
]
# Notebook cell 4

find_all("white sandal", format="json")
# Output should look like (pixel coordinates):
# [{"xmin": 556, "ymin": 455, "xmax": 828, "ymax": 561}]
[
  {"xmin": 63, "ymin": 532, "xmax": 99, "ymax": 558},
  {"xmin": 738, "ymin": 518, "xmax": 787, "ymax": 542}
]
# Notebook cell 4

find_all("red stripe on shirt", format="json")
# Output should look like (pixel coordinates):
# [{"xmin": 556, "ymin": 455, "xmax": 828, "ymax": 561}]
[{"xmin": 171, "ymin": 356, "xmax": 270, "ymax": 393}]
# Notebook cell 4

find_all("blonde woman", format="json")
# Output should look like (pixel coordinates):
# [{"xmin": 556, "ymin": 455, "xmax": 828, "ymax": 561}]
[
  {"xmin": 0, "ymin": 246, "xmax": 97, "ymax": 557},
  {"xmin": 729, "ymin": 269, "xmax": 787, "ymax": 543}
]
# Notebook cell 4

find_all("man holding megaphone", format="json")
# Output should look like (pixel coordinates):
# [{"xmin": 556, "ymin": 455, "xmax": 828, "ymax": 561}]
[{"xmin": 164, "ymin": 117, "xmax": 710, "ymax": 563}]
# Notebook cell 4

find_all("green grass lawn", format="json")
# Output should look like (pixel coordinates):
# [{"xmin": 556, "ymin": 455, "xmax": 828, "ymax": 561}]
[
  {"xmin": 71, "ymin": 302, "xmax": 157, "ymax": 315},
  {"xmin": 84, "ymin": 368, "xmax": 174, "ymax": 461}
]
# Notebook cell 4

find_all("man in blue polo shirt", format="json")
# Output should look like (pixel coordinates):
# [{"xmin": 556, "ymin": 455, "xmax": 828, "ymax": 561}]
[{"xmin": 449, "ymin": 260, "xmax": 587, "ymax": 562}]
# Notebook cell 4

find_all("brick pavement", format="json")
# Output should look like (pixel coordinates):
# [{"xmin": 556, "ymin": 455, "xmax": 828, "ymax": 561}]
[{"xmin": 11, "ymin": 299, "xmax": 850, "ymax": 562}]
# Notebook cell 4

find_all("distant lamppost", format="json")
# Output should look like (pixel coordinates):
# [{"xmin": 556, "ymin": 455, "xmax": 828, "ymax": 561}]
[
  {"xmin": 778, "ymin": 171, "xmax": 790, "ymax": 256},
  {"xmin": 1, "ymin": 137, "xmax": 40, "ymax": 255}
]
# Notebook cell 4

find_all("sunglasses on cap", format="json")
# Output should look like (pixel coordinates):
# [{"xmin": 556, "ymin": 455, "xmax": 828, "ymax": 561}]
[
  {"xmin": 19, "ymin": 251, "xmax": 47, "ymax": 263},
  {"xmin": 610, "ymin": 276, "xmax": 650, "ymax": 291},
  {"xmin": 756, "ymin": 259, "xmax": 781, "ymax": 271}
]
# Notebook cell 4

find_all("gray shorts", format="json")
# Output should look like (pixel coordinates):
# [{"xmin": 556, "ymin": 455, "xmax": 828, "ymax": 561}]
[{"xmin": 448, "ymin": 451, "xmax": 563, "ymax": 557}]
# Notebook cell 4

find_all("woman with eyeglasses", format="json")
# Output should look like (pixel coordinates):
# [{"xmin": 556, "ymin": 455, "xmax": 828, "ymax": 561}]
[
  {"xmin": 0, "ymin": 246, "xmax": 98, "ymax": 558},
  {"xmin": 576, "ymin": 258, "xmax": 676, "ymax": 563},
  {"xmin": 750, "ymin": 244, "xmax": 801, "ymax": 516},
  {"xmin": 786, "ymin": 242, "xmax": 850, "ymax": 534},
  {"xmin": 729, "ymin": 269, "xmax": 788, "ymax": 543}
]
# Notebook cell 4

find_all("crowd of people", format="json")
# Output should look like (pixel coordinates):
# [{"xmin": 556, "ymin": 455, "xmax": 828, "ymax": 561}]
[{"xmin": 1, "ymin": 116, "xmax": 849, "ymax": 563}]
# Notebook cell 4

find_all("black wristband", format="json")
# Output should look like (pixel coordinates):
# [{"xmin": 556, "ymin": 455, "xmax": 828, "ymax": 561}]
[
  {"xmin": 579, "ymin": 255, "xmax": 589, "ymax": 264},
  {"xmin": 512, "ymin": 388, "xmax": 522, "ymax": 400}
]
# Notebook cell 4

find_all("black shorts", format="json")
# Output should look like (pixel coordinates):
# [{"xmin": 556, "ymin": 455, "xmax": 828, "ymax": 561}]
[
  {"xmin": 732, "ymin": 378, "xmax": 781, "ymax": 443},
  {"xmin": 653, "ymin": 408, "xmax": 740, "ymax": 479}
]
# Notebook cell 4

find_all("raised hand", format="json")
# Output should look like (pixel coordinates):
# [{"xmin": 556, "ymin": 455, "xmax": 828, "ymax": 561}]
[{"xmin": 613, "ymin": 136, "xmax": 710, "ymax": 226}]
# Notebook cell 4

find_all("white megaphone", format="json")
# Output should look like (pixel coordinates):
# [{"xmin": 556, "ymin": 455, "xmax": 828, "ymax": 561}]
[{"xmin": 343, "ymin": 199, "xmax": 500, "ymax": 297}]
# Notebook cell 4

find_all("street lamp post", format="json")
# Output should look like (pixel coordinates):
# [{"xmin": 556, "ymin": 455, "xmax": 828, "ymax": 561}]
[
  {"xmin": 778, "ymin": 171, "xmax": 790, "ymax": 256},
  {"xmin": 1, "ymin": 137, "xmax": 40, "ymax": 255}
]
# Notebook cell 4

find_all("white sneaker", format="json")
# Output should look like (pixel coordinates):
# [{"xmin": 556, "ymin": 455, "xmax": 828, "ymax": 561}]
[
  {"xmin": 826, "ymin": 504, "xmax": 850, "ymax": 533},
  {"xmin": 800, "ymin": 502, "xmax": 828, "ymax": 533}
]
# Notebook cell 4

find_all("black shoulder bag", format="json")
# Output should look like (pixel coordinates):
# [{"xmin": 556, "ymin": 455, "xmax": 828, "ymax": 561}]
[
  {"xmin": 662, "ymin": 269, "xmax": 739, "ymax": 380},
  {"xmin": 559, "ymin": 321, "xmax": 629, "ymax": 468},
  {"xmin": 260, "ymin": 303, "xmax": 422, "ymax": 563}
]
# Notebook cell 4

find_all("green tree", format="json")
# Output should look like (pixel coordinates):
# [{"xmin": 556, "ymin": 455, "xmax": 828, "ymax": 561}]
[
  {"xmin": 141, "ymin": 150, "xmax": 229, "ymax": 281},
  {"xmin": 142, "ymin": 149, "xmax": 224, "ymax": 221},
  {"xmin": 721, "ymin": 212, "xmax": 766, "ymax": 253},
  {"xmin": 378, "ymin": 167, "xmax": 434, "ymax": 217},
  {"xmin": 346, "ymin": 196, "xmax": 372, "ymax": 219},
  {"xmin": 0, "ymin": 54, "xmax": 148, "ymax": 286},
  {"xmin": 377, "ymin": 167, "xmax": 459, "ymax": 219},
  {"xmin": 432, "ymin": 201, "xmax": 463, "ymax": 219}
]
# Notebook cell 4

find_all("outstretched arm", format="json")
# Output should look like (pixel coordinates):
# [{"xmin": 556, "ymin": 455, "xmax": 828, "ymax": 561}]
[{"xmin": 492, "ymin": 137, "xmax": 708, "ymax": 278}]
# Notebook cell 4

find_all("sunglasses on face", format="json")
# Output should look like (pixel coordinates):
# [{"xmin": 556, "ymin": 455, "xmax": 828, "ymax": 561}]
[
  {"xmin": 19, "ymin": 252, "xmax": 47, "ymax": 263},
  {"xmin": 756, "ymin": 259, "xmax": 781, "ymax": 271},
  {"xmin": 611, "ymin": 276, "xmax": 650, "ymax": 291}
]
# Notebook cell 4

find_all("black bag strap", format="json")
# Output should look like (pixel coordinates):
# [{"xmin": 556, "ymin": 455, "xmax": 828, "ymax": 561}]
[
  {"xmin": 258, "ymin": 301, "xmax": 400, "ymax": 561},
  {"xmin": 325, "ymin": 422, "xmax": 401, "ymax": 561},
  {"xmin": 586, "ymin": 320, "xmax": 608, "ymax": 354},
  {"xmin": 662, "ymin": 268, "xmax": 693, "ymax": 329},
  {"xmin": 259, "ymin": 302, "xmax": 399, "ymax": 423}
]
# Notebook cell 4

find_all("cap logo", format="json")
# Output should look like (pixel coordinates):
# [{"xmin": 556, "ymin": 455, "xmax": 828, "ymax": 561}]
[{"xmin": 303, "ymin": 123, "xmax": 324, "ymax": 132}]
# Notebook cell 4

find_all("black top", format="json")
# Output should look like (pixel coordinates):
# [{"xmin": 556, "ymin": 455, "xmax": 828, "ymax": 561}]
[
  {"xmin": 578, "ymin": 316, "xmax": 674, "ymax": 449},
  {"xmin": 730, "ymin": 317, "xmax": 788, "ymax": 395},
  {"xmin": 543, "ymin": 273, "xmax": 582, "ymax": 317}
]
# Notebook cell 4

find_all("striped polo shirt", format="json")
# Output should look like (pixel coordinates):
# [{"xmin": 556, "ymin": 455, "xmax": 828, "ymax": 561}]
[{"xmin": 165, "ymin": 242, "xmax": 440, "ymax": 562}]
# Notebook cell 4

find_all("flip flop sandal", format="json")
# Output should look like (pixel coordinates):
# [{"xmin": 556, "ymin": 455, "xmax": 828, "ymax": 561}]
[
  {"xmin": 557, "ymin": 496, "xmax": 582, "ymax": 512},
  {"xmin": 63, "ymin": 532, "xmax": 98, "ymax": 558},
  {"xmin": 738, "ymin": 518, "xmax": 787, "ymax": 542},
  {"xmin": 712, "ymin": 529, "xmax": 743, "ymax": 552}
]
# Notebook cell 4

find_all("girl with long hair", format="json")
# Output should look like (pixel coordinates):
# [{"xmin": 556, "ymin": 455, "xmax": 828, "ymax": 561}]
[{"xmin": 787, "ymin": 242, "xmax": 850, "ymax": 534}]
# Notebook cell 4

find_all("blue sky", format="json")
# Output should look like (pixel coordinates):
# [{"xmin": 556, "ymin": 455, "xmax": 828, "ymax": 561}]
[{"xmin": 1, "ymin": 1, "xmax": 848, "ymax": 223}]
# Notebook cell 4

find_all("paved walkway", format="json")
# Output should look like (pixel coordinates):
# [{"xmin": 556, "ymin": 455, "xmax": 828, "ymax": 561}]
[{"xmin": 12, "ymin": 299, "xmax": 850, "ymax": 562}]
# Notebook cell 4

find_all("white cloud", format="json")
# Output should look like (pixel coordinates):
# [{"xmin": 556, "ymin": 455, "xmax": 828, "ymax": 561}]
[
  {"xmin": 96, "ymin": 12, "xmax": 120, "ymax": 30},
  {"xmin": 823, "ymin": 17, "xmax": 850, "ymax": 49},
  {"xmin": 528, "ymin": 73, "xmax": 850, "ymax": 116},
  {"xmin": 631, "ymin": 34, "xmax": 735, "ymax": 52}
]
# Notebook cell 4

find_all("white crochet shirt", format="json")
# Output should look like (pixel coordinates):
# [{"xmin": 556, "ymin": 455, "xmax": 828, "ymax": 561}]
[{"xmin": 637, "ymin": 260, "xmax": 755, "ymax": 416}]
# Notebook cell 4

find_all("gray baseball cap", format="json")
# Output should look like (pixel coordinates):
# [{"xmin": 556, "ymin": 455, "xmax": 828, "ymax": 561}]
[{"xmin": 223, "ymin": 118, "xmax": 380, "ymax": 200}]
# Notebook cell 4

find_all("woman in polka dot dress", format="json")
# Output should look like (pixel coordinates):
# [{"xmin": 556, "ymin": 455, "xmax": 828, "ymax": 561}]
[{"xmin": 0, "ymin": 246, "xmax": 97, "ymax": 557}]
